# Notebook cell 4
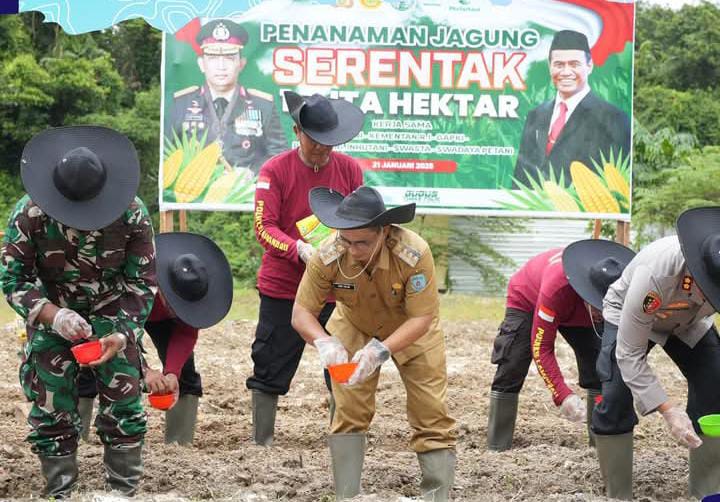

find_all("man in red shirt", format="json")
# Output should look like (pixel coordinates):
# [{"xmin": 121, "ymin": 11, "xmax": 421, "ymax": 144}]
[
  {"xmin": 78, "ymin": 232, "xmax": 233, "ymax": 446},
  {"xmin": 247, "ymin": 91, "xmax": 365, "ymax": 445},
  {"xmin": 487, "ymin": 240, "xmax": 634, "ymax": 451}
]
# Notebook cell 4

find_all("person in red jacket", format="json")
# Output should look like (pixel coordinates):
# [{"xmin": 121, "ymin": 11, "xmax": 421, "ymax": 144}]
[
  {"xmin": 78, "ymin": 232, "xmax": 233, "ymax": 446},
  {"xmin": 247, "ymin": 91, "xmax": 365, "ymax": 445},
  {"xmin": 487, "ymin": 240, "xmax": 634, "ymax": 451}
]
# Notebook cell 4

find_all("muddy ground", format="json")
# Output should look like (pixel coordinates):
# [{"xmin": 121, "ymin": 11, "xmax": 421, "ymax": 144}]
[{"xmin": 0, "ymin": 317, "xmax": 698, "ymax": 501}]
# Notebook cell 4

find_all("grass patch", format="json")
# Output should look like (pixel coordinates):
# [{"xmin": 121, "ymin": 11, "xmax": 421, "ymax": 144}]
[{"xmin": 0, "ymin": 288, "xmax": 506, "ymax": 328}]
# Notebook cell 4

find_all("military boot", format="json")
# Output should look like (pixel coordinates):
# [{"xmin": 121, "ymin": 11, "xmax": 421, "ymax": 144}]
[
  {"xmin": 586, "ymin": 389, "xmax": 601, "ymax": 447},
  {"xmin": 252, "ymin": 390, "xmax": 278, "ymax": 446},
  {"xmin": 595, "ymin": 432, "xmax": 633, "ymax": 500},
  {"xmin": 329, "ymin": 433, "xmax": 366, "ymax": 500},
  {"xmin": 689, "ymin": 435, "xmax": 720, "ymax": 499},
  {"xmin": 104, "ymin": 444, "xmax": 143, "ymax": 496},
  {"xmin": 165, "ymin": 394, "xmax": 199, "ymax": 445},
  {"xmin": 78, "ymin": 397, "xmax": 95, "ymax": 442},
  {"xmin": 418, "ymin": 448, "xmax": 456, "ymax": 501},
  {"xmin": 487, "ymin": 390, "xmax": 519, "ymax": 451},
  {"xmin": 39, "ymin": 452, "xmax": 78, "ymax": 499}
]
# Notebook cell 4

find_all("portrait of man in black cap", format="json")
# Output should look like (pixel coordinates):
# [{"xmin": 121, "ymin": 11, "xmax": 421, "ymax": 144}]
[
  {"xmin": 512, "ymin": 29, "xmax": 631, "ymax": 187},
  {"xmin": 166, "ymin": 18, "xmax": 288, "ymax": 176}
]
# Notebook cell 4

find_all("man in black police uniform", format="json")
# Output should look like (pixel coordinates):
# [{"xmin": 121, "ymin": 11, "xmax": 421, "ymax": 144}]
[{"xmin": 167, "ymin": 19, "xmax": 288, "ymax": 175}]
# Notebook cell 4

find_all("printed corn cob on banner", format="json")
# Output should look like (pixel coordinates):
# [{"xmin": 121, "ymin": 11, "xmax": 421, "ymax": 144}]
[{"xmin": 159, "ymin": 0, "xmax": 634, "ymax": 218}]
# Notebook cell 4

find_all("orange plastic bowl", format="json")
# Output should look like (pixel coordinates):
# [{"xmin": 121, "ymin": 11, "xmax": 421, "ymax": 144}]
[
  {"xmin": 148, "ymin": 393, "xmax": 176, "ymax": 411},
  {"xmin": 70, "ymin": 340, "xmax": 102, "ymax": 364},
  {"xmin": 327, "ymin": 362, "xmax": 359, "ymax": 384}
]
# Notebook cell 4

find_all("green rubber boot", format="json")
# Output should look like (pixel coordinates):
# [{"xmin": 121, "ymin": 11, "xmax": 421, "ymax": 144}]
[
  {"xmin": 165, "ymin": 395, "xmax": 199, "ymax": 446},
  {"xmin": 586, "ymin": 389, "xmax": 601, "ymax": 447},
  {"xmin": 104, "ymin": 444, "xmax": 143, "ymax": 496},
  {"xmin": 328, "ymin": 433, "xmax": 366, "ymax": 500},
  {"xmin": 252, "ymin": 390, "xmax": 278, "ymax": 446},
  {"xmin": 418, "ymin": 448, "xmax": 456, "ymax": 501},
  {"xmin": 39, "ymin": 452, "xmax": 78, "ymax": 499},
  {"xmin": 689, "ymin": 435, "xmax": 720, "ymax": 499},
  {"xmin": 486, "ymin": 390, "xmax": 518, "ymax": 451},
  {"xmin": 78, "ymin": 397, "xmax": 95, "ymax": 442},
  {"xmin": 595, "ymin": 432, "xmax": 633, "ymax": 500}
]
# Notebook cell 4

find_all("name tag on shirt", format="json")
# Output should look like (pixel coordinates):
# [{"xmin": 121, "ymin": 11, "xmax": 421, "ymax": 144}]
[{"xmin": 333, "ymin": 282, "xmax": 355, "ymax": 290}]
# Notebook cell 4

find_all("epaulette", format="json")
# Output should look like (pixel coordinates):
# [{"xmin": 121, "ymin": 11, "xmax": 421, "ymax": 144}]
[
  {"xmin": 247, "ymin": 88, "xmax": 274, "ymax": 102},
  {"xmin": 173, "ymin": 86, "xmax": 199, "ymax": 98},
  {"xmin": 318, "ymin": 240, "xmax": 346, "ymax": 266},
  {"xmin": 392, "ymin": 241, "xmax": 421, "ymax": 267}
]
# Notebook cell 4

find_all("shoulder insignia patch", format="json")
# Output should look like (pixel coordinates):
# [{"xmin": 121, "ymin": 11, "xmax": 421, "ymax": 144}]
[
  {"xmin": 173, "ymin": 85, "xmax": 199, "ymax": 99},
  {"xmin": 393, "ymin": 242, "xmax": 421, "ymax": 267},
  {"xmin": 319, "ymin": 241, "xmax": 345, "ymax": 266},
  {"xmin": 247, "ymin": 88, "xmax": 274, "ymax": 102},
  {"xmin": 642, "ymin": 291, "xmax": 662, "ymax": 314},
  {"xmin": 682, "ymin": 275, "xmax": 693, "ymax": 291},
  {"xmin": 409, "ymin": 273, "xmax": 427, "ymax": 292}
]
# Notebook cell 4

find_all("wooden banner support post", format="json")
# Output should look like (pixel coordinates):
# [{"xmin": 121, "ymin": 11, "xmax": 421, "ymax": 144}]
[
  {"xmin": 159, "ymin": 210, "xmax": 188, "ymax": 233},
  {"xmin": 592, "ymin": 218, "xmax": 630, "ymax": 246}
]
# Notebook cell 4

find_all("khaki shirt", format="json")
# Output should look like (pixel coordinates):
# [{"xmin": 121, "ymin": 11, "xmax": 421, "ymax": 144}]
[
  {"xmin": 603, "ymin": 235, "xmax": 716, "ymax": 415},
  {"xmin": 296, "ymin": 225, "xmax": 442, "ymax": 365}
]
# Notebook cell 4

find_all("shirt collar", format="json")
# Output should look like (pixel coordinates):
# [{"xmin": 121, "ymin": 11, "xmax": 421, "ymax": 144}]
[{"xmin": 554, "ymin": 85, "xmax": 591, "ymax": 117}]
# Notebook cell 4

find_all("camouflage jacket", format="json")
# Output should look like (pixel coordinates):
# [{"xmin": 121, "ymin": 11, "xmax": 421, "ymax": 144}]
[{"xmin": 1, "ymin": 195, "xmax": 157, "ymax": 345}]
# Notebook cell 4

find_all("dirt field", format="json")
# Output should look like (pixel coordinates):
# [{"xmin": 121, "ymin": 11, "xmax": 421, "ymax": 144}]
[{"xmin": 0, "ymin": 317, "xmax": 699, "ymax": 501}]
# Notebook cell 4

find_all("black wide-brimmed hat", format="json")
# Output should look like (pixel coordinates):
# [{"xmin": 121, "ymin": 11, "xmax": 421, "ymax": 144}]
[
  {"xmin": 21, "ymin": 126, "xmax": 140, "ymax": 231},
  {"xmin": 156, "ymin": 232, "xmax": 234, "ymax": 329},
  {"xmin": 677, "ymin": 207, "xmax": 720, "ymax": 311},
  {"xmin": 563, "ymin": 239, "xmax": 636, "ymax": 309},
  {"xmin": 309, "ymin": 186, "xmax": 415, "ymax": 230},
  {"xmin": 284, "ymin": 91, "xmax": 364, "ymax": 146}
]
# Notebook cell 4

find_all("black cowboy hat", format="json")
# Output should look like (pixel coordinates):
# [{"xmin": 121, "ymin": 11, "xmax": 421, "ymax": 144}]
[
  {"xmin": 284, "ymin": 91, "xmax": 364, "ymax": 146},
  {"xmin": 156, "ymin": 232, "xmax": 234, "ymax": 329},
  {"xmin": 563, "ymin": 239, "xmax": 636, "ymax": 309},
  {"xmin": 21, "ymin": 126, "xmax": 140, "ymax": 231},
  {"xmin": 677, "ymin": 207, "xmax": 720, "ymax": 311},
  {"xmin": 309, "ymin": 186, "xmax": 415, "ymax": 230}
]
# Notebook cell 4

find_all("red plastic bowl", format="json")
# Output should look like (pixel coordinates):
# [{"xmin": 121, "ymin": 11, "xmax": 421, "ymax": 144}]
[
  {"xmin": 148, "ymin": 393, "xmax": 176, "ymax": 410},
  {"xmin": 70, "ymin": 340, "xmax": 102, "ymax": 364},
  {"xmin": 327, "ymin": 362, "xmax": 359, "ymax": 384}
]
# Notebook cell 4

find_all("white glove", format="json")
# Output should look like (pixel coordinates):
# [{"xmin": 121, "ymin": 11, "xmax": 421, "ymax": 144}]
[
  {"xmin": 52, "ymin": 308, "xmax": 91, "ymax": 342},
  {"xmin": 315, "ymin": 337, "xmax": 349, "ymax": 367},
  {"xmin": 559, "ymin": 393, "xmax": 586, "ymax": 423},
  {"xmin": 661, "ymin": 406, "xmax": 703, "ymax": 449},
  {"xmin": 297, "ymin": 239, "xmax": 315, "ymax": 263},
  {"xmin": 347, "ymin": 338, "xmax": 391, "ymax": 386}
]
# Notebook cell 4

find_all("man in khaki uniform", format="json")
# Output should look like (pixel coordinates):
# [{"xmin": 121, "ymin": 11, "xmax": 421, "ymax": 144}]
[{"xmin": 292, "ymin": 186, "xmax": 457, "ymax": 501}]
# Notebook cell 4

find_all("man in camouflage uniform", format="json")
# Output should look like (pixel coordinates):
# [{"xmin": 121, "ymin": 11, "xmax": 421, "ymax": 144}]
[
  {"xmin": 166, "ymin": 19, "xmax": 288, "ymax": 176},
  {"xmin": 1, "ymin": 126, "xmax": 156, "ymax": 498}
]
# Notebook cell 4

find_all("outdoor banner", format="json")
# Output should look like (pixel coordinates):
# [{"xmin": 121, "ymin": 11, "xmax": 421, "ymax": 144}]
[{"xmin": 154, "ymin": 0, "xmax": 634, "ymax": 217}]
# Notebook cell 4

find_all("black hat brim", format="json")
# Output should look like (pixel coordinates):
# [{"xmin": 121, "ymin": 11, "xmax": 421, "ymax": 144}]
[
  {"xmin": 156, "ymin": 232, "xmax": 234, "ymax": 329},
  {"xmin": 287, "ymin": 94, "xmax": 365, "ymax": 147},
  {"xmin": 563, "ymin": 239, "xmax": 636, "ymax": 309},
  {"xmin": 309, "ymin": 187, "xmax": 415, "ymax": 230},
  {"xmin": 677, "ymin": 207, "xmax": 720, "ymax": 311},
  {"xmin": 21, "ymin": 126, "xmax": 140, "ymax": 231}
]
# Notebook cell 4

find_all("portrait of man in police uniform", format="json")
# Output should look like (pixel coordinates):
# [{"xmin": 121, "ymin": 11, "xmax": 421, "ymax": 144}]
[{"xmin": 166, "ymin": 19, "xmax": 288, "ymax": 176}]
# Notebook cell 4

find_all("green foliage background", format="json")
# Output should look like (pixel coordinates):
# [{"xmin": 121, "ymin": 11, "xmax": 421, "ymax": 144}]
[{"xmin": 3, "ymin": 3, "xmax": 720, "ymax": 286}]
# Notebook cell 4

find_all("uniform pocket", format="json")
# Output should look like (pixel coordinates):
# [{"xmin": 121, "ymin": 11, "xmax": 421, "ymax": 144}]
[
  {"xmin": 251, "ymin": 320, "xmax": 276, "ymax": 378},
  {"xmin": 333, "ymin": 288, "xmax": 358, "ymax": 308},
  {"xmin": 491, "ymin": 312, "xmax": 528, "ymax": 365}
]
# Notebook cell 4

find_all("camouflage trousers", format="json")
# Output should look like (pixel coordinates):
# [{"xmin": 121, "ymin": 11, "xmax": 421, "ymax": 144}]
[{"xmin": 19, "ymin": 328, "xmax": 146, "ymax": 456}]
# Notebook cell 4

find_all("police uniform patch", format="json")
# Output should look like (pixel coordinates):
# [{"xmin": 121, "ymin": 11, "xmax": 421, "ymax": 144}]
[
  {"xmin": 642, "ymin": 291, "xmax": 661, "ymax": 314},
  {"xmin": 409, "ymin": 273, "xmax": 427, "ymax": 292}
]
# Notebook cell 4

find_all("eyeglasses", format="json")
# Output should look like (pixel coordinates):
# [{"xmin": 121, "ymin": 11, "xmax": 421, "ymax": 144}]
[{"xmin": 335, "ymin": 233, "xmax": 379, "ymax": 252}]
